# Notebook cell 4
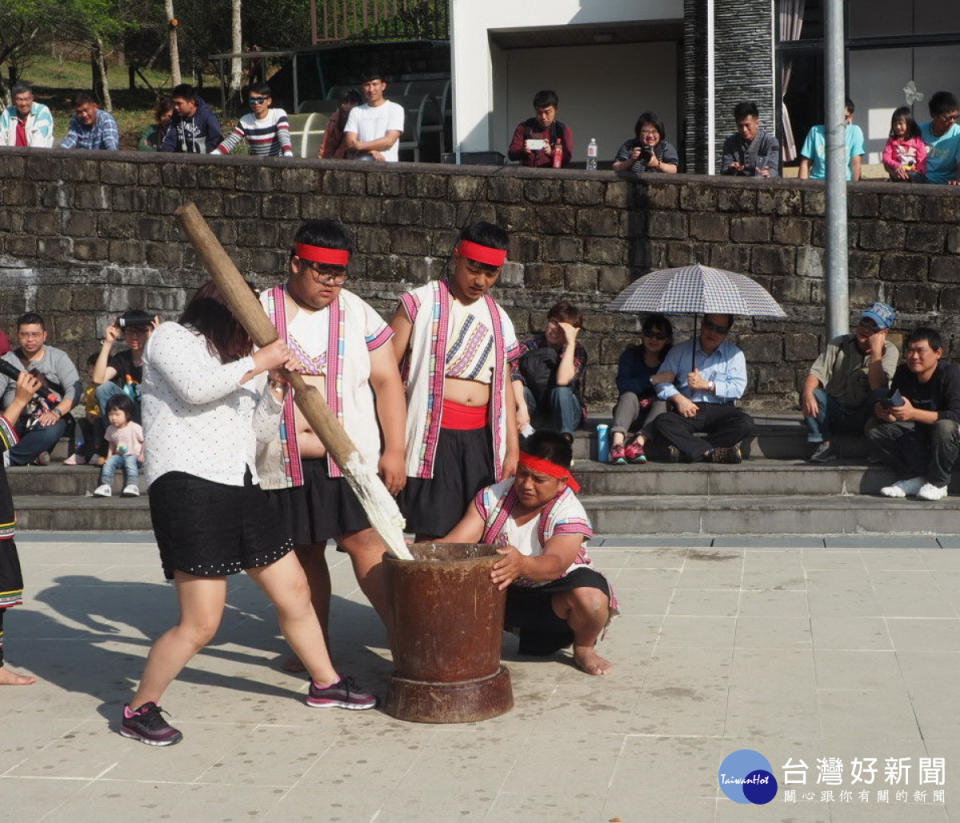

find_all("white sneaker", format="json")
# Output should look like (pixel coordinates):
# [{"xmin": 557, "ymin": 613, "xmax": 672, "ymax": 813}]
[
  {"xmin": 121, "ymin": 484, "xmax": 140, "ymax": 497},
  {"xmin": 93, "ymin": 484, "xmax": 112, "ymax": 497},
  {"xmin": 879, "ymin": 476, "xmax": 925, "ymax": 498},
  {"xmin": 917, "ymin": 482, "xmax": 948, "ymax": 501}
]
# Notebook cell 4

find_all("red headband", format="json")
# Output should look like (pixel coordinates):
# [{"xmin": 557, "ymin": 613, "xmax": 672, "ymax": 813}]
[
  {"xmin": 295, "ymin": 242, "xmax": 350, "ymax": 267},
  {"xmin": 518, "ymin": 451, "xmax": 580, "ymax": 493},
  {"xmin": 458, "ymin": 240, "xmax": 507, "ymax": 267}
]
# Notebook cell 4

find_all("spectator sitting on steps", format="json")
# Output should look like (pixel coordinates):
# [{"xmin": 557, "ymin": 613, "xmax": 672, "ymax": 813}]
[
  {"xmin": 92, "ymin": 310, "xmax": 157, "ymax": 425},
  {"xmin": 0, "ymin": 312, "xmax": 82, "ymax": 467},
  {"xmin": 646, "ymin": 313, "xmax": 753, "ymax": 464},
  {"xmin": 802, "ymin": 302, "xmax": 899, "ymax": 463},
  {"xmin": 869, "ymin": 327, "xmax": 960, "ymax": 502}
]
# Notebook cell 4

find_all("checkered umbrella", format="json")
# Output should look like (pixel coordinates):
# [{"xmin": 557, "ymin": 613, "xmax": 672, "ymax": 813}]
[{"xmin": 607, "ymin": 263, "xmax": 786, "ymax": 318}]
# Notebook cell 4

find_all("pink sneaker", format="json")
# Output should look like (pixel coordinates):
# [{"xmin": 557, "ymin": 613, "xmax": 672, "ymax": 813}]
[
  {"xmin": 608, "ymin": 444, "xmax": 626, "ymax": 465},
  {"xmin": 624, "ymin": 441, "xmax": 647, "ymax": 464}
]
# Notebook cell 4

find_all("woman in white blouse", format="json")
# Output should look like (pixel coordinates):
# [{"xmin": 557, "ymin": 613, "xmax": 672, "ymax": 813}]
[{"xmin": 120, "ymin": 282, "xmax": 375, "ymax": 748}]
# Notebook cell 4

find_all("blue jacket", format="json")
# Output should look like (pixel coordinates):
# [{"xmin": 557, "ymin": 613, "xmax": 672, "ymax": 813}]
[{"xmin": 159, "ymin": 97, "xmax": 222, "ymax": 153}]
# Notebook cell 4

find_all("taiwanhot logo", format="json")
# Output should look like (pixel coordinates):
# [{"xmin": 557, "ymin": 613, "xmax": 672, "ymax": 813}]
[{"xmin": 718, "ymin": 749, "xmax": 778, "ymax": 805}]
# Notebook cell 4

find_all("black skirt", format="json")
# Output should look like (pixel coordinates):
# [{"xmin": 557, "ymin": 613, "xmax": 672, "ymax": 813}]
[
  {"xmin": 505, "ymin": 567, "xmax": 611, "ymax": 655},
  {"xmin": 398, "ymin": 426, "xmax": 495, "ymax": 537},
  {"xmin": 266, "ymin": 458, "xmax": 371, "ymax": 545},
  {"xmin": 0, "ymin": 538, "xmax": 23, "ymax": 610},
  {"xmin": 149, "ymin": 471, "xmax": 294, "ymax": 581}
]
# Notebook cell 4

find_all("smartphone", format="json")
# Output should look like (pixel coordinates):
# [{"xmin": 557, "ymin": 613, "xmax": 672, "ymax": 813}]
[{"xmin": 525, "ymin": 138, "xmax": 547, "ymax": 151}]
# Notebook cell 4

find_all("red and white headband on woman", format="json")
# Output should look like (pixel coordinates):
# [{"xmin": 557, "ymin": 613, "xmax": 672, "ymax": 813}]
[
  {"xmin": 295, "ymin": 242, "xmax": 350, "ymax": 267},
  {"xmin": 517, "ymin": 451, "xmax": 581, "ymax": 493},
  {"xmin": 457, "ymin": 239, "xmax": 508, "ymax": 268}
]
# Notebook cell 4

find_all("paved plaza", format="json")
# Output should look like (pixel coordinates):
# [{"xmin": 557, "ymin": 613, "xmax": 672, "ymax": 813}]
[{"xmin": 3, "ymin": 531, "xmax": 960, "ymax": 822}]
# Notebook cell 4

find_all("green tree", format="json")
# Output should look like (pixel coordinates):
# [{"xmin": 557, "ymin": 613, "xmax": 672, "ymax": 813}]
[{"xmin": 0, "ymin": 0, "xmax": 60, "ymax": 103}]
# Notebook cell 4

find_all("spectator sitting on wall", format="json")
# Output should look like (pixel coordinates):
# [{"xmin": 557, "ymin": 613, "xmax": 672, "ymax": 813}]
[
  {"xmin": 720, "ymin": 101, "xmax": 779, "ymax": 177},
  {"xmin": 0, "ymin": 312, "xmax": 82, "ymax": 467},
  {"xmin": 514, "ymin": 302, "xmax": 588, "ymax": 441},
  {"xmin": 612, "ymin": 112, "xmax": 679, "ymax": 175},
  {"xmin": 342, "ymin": 68, "xmax": 405, "ymax": 163},
  {"xmin": 318, "ymin": 89, "xmax": 362, "ymax": 159},
  {"xmin": 798, "ymin": 97, "xmax": 865, "ymax": 182},
  {"xmin": 0, "ymin": 81, "xmax": 54, "ymax": 148},
  {"xmin": 212, "ymin": 83, "xmax": 293, "ymax": 157},
  {"xmin": 159, "ymin": 84, "xmax": 223, "ymax": 154},
  {"xmin": 883, "ymin": 106, "xmax": 927, "ymax": 182},
  {"xmin": 801, "ymin": 302, "xmax": 899, "ymax": 464},
  {"xmin": 918, "ymin": 91, "xmax": 960, "ymax": 185},
  {"xmin": 507, "ymin": 90, "xmax": 573, "ymax": 169},
  {"xmin": 59, "ymin": 91, "xmax": 119, "ymax": 151},
  {"xmin": 869, "ymin": 326, "xmax": 960, "ymax": 501},
  {"xmin": 137, "ymin": 96, "xmax": 174, "ymax": 152}
]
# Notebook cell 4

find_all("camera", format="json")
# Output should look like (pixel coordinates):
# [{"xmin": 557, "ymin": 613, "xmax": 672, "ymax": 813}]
[{"xmin": 117, "ymin": 310, "xmax": 152, "ymax": 329}]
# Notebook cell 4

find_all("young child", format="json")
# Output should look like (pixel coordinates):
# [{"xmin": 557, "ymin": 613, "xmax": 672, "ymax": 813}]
[
  {"xmin": 883, "ymin": 106, "xmax": 927, "ymax": 182},
  {"xmin": 65, "ymin": 353, "xmax": 106, "ymax": 466},
  {"xmin": 93, "ymin": 394, "xmax": 143, "ymax": 497},
  {"xmin": 1, "ymin": 370, "xmax": 43, "ymax": 685},
  {"xmin": 390, "ymin": 221, "xmax": 521, "ymax": 541},
  {"xmin": 211, "ymin": 82, "xmax": 293, "ymax": 157},
  {"xmin": 443, "ymin": 430, "xmax": 617, "ymax": 676}
]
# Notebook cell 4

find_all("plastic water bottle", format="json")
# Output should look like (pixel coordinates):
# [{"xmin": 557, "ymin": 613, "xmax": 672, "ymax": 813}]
[
  {"xmin": 586, "ymin": 137, "xmax": 598, "ymax": 171},
  {"xmin": 595, "ymin": 424, "xmax": 609, "ymax": 463}
]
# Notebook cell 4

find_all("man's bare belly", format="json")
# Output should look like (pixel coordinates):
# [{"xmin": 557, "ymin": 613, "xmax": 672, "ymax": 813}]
[
  {"xmin": 444, "ymin": 376, "xmax": 490, "ymax": 407},
  {"xmin": 295, "ymin": 373, "xmax": 328, "ymax": 458}
]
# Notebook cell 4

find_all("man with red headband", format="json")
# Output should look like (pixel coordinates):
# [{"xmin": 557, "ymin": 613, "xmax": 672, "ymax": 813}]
[
  {"xmin": 444, "ymin": 430, "xmax": 616, "ymax": 675},
  {"xmin": 390, "ymin": 221, "xmax": 522, "ymax": 540},
  {"xmin": 257, "ymin": 219, "xmax": 406, "ymax": 664}
]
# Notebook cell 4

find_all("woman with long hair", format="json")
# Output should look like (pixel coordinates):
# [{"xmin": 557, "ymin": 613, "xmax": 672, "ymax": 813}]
[{"xmin": 121, "ymin": 281, "xmax": 375, "ymax": 747}]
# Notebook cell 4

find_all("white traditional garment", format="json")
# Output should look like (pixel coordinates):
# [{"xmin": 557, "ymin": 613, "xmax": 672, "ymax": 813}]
[
  {"xmin": 474, "ymin": 478, "xmax": 619, "ymax": 613},
  {"xmin": 398, "ymin": 279, "xmax": 521, "ymax": 479},
  {"xmin": 257, "ymin": 285, "xmax": 393, "ymax": 489}
]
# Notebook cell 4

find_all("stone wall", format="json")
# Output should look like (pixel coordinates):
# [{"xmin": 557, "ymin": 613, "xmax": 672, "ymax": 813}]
[{"xmin": 0, "ymin": 146, "xmax": 959, "ymax": 413}]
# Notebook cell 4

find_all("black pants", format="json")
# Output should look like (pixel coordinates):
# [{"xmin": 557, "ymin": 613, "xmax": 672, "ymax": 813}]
[
  {"xmin": 652, "ymin": 403, "xmax": 754, "ymax": 461},
  {"xmin": 866, "ymin": 418, "xmax": 960, "ymax": 486},
  {"xmin": 0, "ymin": 608, "xmax": 5, "ymax": 667}
]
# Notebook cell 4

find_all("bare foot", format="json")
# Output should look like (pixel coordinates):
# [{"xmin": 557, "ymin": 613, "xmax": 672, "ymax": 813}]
[
  {"xmin": 0, "ymin": 665, "xmax": 37, "ymax": 685},
  {"xmin": 281, "ymin": 655, "xmax": 307, "ymax": 674},
  {"xmin": 573, "ymin": 646, "xmax": 613, "ymax": 676}
]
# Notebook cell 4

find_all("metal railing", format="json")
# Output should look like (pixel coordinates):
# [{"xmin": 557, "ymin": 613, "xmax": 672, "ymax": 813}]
[{"xmin": 317, "ymin": 0, "xmax": 448, "ymax": 42}]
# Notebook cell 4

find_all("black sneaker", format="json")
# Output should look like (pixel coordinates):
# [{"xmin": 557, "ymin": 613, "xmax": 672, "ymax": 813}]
[
  {"xmin": 808, "ymin": 441, "xmax": 839, "ymax": 463},
  {"xmin": 120, "ymin": 702, "xmax": 183, "ymax": 746},
  {"xmin": 666, "ymin": 445, "xmax": 681, "ymax": 463},
  {"xmin": 306, "ymin": 676, "xmax": 377, "ymax": 710},
  {"xmin": 708, "ymin": 445, "xmax": 743, "ymax": 464}
]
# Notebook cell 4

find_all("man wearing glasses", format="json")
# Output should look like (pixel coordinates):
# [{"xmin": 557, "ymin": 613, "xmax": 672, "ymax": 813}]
[
  {"xmin": 919, "ymin": 91, "xmax": 960, "ymax": 185},
  {"xmin": 802, "ymin": 302, "xmax": 899, "ymax": 463},
  {"xmin": 648, "ymin": 313, "xmax": 753, "ymax": 463},
  {"xmin": 257, "ymin": 220, "xmax": 406, "ymax": 663},
  {"xmin": 212, "ymin": 83, "xmax": 293, "ymax": 157}
]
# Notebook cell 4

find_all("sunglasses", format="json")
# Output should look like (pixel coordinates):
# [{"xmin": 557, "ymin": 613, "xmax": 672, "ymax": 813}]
[
  {"xmin": 702, "ymin": 320, "xmax": 731, "ymax": 335},
  {"xmin": 643, "ymin": 331, "xmax": 668, "ymax": 340},
  {"xmin": 248, "ymin": 96, "xmax": 269, "ymax": 104}
]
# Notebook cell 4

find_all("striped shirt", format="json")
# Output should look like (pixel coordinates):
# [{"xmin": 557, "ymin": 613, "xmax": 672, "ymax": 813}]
[
  {"xmin": 60, "ymin": 109, "xmax": 119, "ymax": 151},
  {"xmin": 213, "ymin": 108, "xmax": 293, "ymax": 157}
]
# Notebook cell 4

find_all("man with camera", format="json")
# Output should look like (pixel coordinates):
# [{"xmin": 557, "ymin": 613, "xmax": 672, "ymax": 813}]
[
  {"xmin": 721, "ymin": 102, "xmax": 780, "ymax": 177},
  {"xmin": 507, "ymin": 90, "xmax": 573, "ymax": 168},
  {"xmin": 0, "ymin": 312, "xmax": 82, "ymax": 466},
  {"xmin": 92, "ymin": 310, "xmax": 156, "ymax": 423},
  {"xmin": 801, "ymin": 302, "xmax": 899, "ymax": 463},
  {"xmin": 868, "ymin": 327, "xmax": 960, "ymax": 501}
]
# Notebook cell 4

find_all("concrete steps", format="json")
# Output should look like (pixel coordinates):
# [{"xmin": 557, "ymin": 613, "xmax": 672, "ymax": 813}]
[{"xmin": 7, "ymin": 416, "xmax": 950, "ymax": 536}]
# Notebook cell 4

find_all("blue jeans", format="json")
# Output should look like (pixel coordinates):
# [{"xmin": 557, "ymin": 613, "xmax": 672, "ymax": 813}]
[
  {"xmin": 804, "ymin": 387, "xmax": 886, "ymax": 443},
  {"xmin": 9, "ymin": 417, "xmax": 66, "ymax": 466},
  {"xmin": 524, "ymin": 385, "xmax": 583, "ymax": 436},
  {"xmin": 95, "ymin": 382, "xmax": 142, "ymax": 423},
  {"xmin": 100, "ymin": 453, "xmax": 139, "ymax": 486}
]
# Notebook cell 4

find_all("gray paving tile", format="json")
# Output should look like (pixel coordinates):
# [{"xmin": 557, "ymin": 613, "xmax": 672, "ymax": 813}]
[
  {"xmin": 713, "ymin": 536, "xmax": 825, "ymax": 548},
  {"xmin": 596, "ymin": 536, "xmax": 714, "ymax": 548},
  {"xmin": 824, "ymin": 536, "xmax": 941, "ymax": 549}
]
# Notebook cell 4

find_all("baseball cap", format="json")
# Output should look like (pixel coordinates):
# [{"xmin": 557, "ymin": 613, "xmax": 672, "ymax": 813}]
[{"xmin": 860, "ymin": 302, "xmax": 895, "ymax": 330}]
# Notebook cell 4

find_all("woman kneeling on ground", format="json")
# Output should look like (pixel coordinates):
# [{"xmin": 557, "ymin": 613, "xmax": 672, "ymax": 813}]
[
  {"xmin": 443, "ymin": 430, "xmax": 618, "ymax": 675},
  {"xmin": 121, "ymin": 282, "xmax": 375, "ymax": 747},
  {"xmin": 608, "ymin": 313, "xmax": 674, "ymax": 464}
]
